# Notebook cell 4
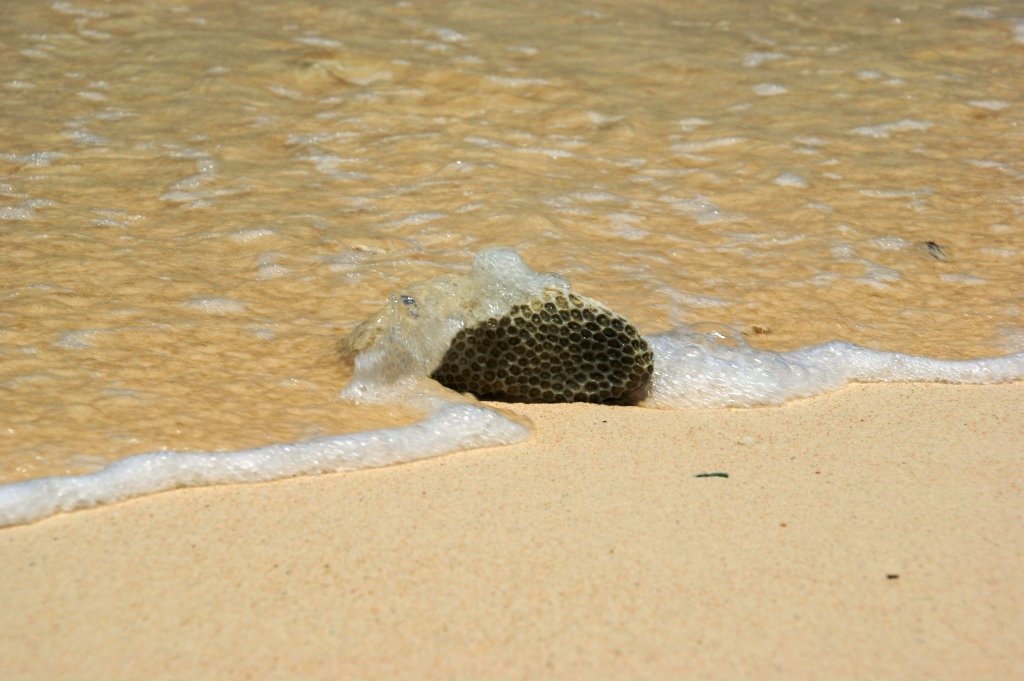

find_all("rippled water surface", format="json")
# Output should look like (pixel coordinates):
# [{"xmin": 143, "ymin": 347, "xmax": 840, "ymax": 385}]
[{"xmin": 2, "ymin": 0, "xmax": 1023, "ymax": 483}]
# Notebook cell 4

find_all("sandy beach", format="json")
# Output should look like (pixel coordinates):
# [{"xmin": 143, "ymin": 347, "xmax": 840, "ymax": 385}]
[{"xmin": 2, "ymin": 382, "xmax": 1021, "ymax": 680}]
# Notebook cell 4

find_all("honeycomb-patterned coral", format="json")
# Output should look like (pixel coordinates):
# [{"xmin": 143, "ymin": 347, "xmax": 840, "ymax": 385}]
[{"xmin": 430, "ymin": 290, "xmax": 654, "ymax": 404}]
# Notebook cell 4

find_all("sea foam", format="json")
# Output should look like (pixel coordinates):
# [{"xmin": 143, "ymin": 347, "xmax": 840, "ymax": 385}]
[
  {"xmin": 1, "ymin": 249, "xmax": 1021, "ymax": 528},
  {"xmin": 0, "ymin": 402, "xmax": 529, "ymax": 528},
  {"xmin": 644, "ymin": 326, "xmax": 1024, "ymax": 408}
]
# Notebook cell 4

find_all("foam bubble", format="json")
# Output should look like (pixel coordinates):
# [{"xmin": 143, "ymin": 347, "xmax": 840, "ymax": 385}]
[
  {"xmin": 954, "ymin": 8, "xmax": 995, "ymax": 19},
  {"xmin": 0, "ymin": 204, "xmax": 38, "ymax": 220},
  {"xmin": 743, "ymin": 52, "xmax": 787, "ymax": 67},
  {"xmin": 753, "ymin": 83, "xmax": 787, "ymax": 96},
  {"xmin": 229, "ymin": 228, "xmax": 276, "ymax": 242},
  {"xmin": 940, "ymin": 273, "xmax": 987, "ymax": 285},
  {"xmin": 487, "ymin": 75, "xmax": 551, "ymax": 87},
  {"xmin": 433, "ymin": 27, "xmax": 469, "ymax": 43},
  {"xmin": 606, "ymin": 212, "xmax": 649, "ymax": 240},
  {"xmin": 381, "ymin": 212, "xmax": 447, "ymax": 228},
  {"xmin": 55, "ymin": 329, "xmax": 101, "ymax": 349},
  {"xmin": 294, "ymin": 36, "xmax": 344, "ymax": 48},
  {"xmin": 517, "ymin": 146, "xmax": 574, "ymax": 158},
  {"xmin": 257, "ymin": 264, "xmax": 289, "ymax": 280},
  {"xmin": 341, "ymin": 249, "xmax": 572, "ymax": 395},
  {"xmin": 671, "ymin": 137, "xmax": 745, "ymax": 154},
  {"xmin": 184, "ymin": 296, "xmax": 247, "ymax": 314},
  {"xmin": 869, "ymin": 237, "xmax": 912, "ymax": 251},
  {"xmin": 967, "ymin": 99, "xmax": 1009, "ymax": 111},
  {"xmin": 0, "ymin": 198, "xmax": 57, "ymax": 220},
  {"xmin": 1, "ymin": 151, "xmax": 65, "ymax": 167},
  {"xmin": 851, "ymin": 119, "xmax": 932, "ymax": 138},
  {"xmin": 774, "ymin": 173, "xmax": 808, "ymax": 188},
  {"xmin": 665, "ymin": 196, "xmax": 742, "ymax": 224}
]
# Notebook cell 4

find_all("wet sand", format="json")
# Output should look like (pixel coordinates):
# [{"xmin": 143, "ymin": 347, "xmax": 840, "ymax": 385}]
[{"xmin": 2, "ymin": 382, "xmax": 1021, "ymax": 680}]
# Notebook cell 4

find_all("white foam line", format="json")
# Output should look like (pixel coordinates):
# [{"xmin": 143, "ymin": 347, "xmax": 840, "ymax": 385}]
[
  {"xmin": 0, "ymin": 403, "xmax": 529, "ymax": 528},
  {"xmin": 644, "ymin": 335, "xmax": 1024, "ymax": 408},
  {"xmin": 791, "ymin": 342, "xmax": 1024, "ymax": 383}
]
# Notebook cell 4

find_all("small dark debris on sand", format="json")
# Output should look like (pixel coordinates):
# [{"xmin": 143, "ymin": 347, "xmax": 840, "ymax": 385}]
[{"xmin": 925, "ymin": 241, "xmax": 948, "ymax": 262}]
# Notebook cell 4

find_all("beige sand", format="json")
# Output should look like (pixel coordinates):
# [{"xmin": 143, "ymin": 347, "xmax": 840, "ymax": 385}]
[{"xmin": 1, "ymin": 382, "xmax": 1022, "ymax": 680}]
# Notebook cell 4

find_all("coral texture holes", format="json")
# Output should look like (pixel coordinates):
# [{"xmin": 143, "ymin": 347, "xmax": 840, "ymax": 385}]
[{"xmin": 430, "ymin": 291, "xmax": 653, "ymax": 404}]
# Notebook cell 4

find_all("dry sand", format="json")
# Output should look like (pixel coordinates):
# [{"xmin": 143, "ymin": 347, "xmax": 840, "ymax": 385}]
[{"xmin": 1, "ymin": 382, "xmax": 1021, "ymax": 680}]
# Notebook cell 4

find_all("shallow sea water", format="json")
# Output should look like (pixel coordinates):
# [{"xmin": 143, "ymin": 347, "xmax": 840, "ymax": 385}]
[{"xmin": 1, "ymin": 1, "xmax": 1023, "ymax": 499}]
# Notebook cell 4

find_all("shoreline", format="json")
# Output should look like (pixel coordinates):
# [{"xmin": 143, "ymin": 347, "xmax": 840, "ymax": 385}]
[{"xmin": 2, "ymin": 382, "xmax": 1021, "ymax": 679}]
